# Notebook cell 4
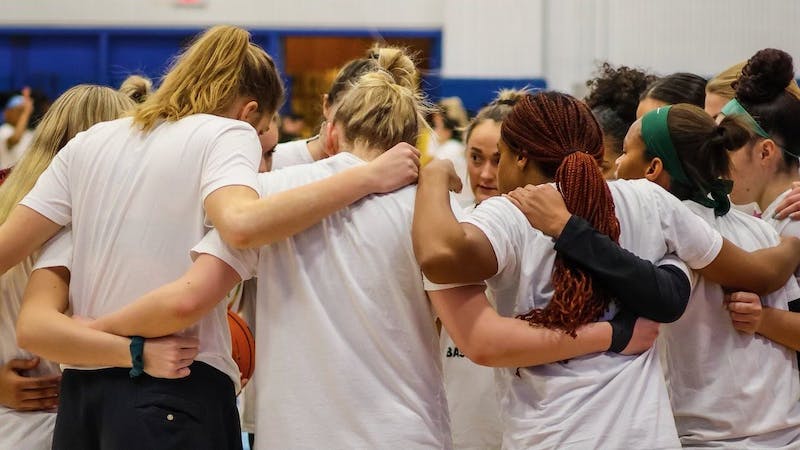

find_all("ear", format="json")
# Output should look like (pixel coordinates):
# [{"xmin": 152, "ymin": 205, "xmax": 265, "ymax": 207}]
[
  {"xmin": 237, "ymin": 100, "xmax": 260, "ymax": 124},
  {"xmin": 644, "ymin": 157, "xmax": 663, "ymax": 182},
  {"xmin": 324, "ymin": 122, "xmax": 339, "ymax": 156},
  {"xmin": 759, "ymin": 139, "xmax": 778, "ymax": 163},
  {"xmin": 516, "ymin": 154, "xmax": 528, "ymax": 170}
]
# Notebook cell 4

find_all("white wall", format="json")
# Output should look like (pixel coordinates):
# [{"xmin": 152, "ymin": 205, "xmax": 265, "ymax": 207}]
[
  {"xmin": 3, "ymin": 0, "xmax": 800, "ymax": 93},
  {"xmin": 0, "ymin": 0, "xmax": 443, "ymax": 28}
]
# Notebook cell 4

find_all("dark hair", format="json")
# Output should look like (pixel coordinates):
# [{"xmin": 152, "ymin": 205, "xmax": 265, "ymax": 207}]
[
  {"xmin": 586, "ymin": 63, "xmax": 657, "ymax": 157},
  {"xmin": 642, "ymin": 72, "xmax": 707, "ymax": 108},
  {"xmin": 734, "ymin": 48, "xmax": 800, "ymax": 169},
  {"xmin": 326, "ymin": 57, "xmax": 378, "ymax": 108},
  {"xmin": 502, "ymin": 92, "xmax": 620, "ymax": 336}
]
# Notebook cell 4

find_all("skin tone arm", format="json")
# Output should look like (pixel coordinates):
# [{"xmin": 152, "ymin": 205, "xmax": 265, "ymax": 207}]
[
  {"xmin": 207, "ymin": 141, "xmax": 420, "ymax": 249},
  {"xmin": 505, "ymin": 184, "xmax": 800, "ymax": 296},
  {"xmin": 16, "ymin": 267, "xmax": 200, "ymax": 378},
  {"xmin": 88, "ymin": 254, "xmax": 242, "ymax": 338},
  {"xmin": 431, "ymin": 284, "xmax": 659, "ymax": 367},
  {"xmin": 0, "ymin": 207, "xmax": 61, "ymax": 275}
]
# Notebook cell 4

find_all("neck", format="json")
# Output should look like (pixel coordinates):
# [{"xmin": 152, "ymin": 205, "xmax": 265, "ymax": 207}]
[
  {"xmin": 758, "ymin": 169, "xmax": 800, "ymax": 211},
  {"xmin": 349, "ymin": 144, "xmax": 384, "ymax": 162}
]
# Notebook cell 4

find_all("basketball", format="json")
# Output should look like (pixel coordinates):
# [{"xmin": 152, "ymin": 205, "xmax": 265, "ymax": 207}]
[{"xmin": 227, "ymin": 309, "xmax": 255, "ymax": 387}]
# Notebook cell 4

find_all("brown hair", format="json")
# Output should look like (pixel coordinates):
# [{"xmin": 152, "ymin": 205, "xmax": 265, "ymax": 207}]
[
  {"xmin": 133, "ymin": 25, "xmax": 284, "ymax": 131},
  {"xmin": 501, "ymin": 92, "xmax": 620, "ymax": 335},
  {"xmin": 119, "ymin": 75, "xmax": 153, "ymax": 104},
  {"xmin": 462, "ymin": 88, "xmax": 530, "ymax": 144}
]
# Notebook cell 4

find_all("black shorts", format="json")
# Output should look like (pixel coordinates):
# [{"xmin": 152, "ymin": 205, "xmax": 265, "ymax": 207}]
[{"xmin": 52, "ymin": 361, "xmax": 242, "ymax": 450}]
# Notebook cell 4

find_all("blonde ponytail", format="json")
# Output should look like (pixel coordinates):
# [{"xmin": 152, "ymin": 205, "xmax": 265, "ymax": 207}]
[{"xmin": 133, "ymin": 25, "xmax": 283, "ymax": 131}]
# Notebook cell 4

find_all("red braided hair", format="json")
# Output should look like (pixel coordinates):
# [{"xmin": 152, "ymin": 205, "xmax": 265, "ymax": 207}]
[{"xmin": 501, "ymin": 92, "xmax": 620, "ymax": 336}]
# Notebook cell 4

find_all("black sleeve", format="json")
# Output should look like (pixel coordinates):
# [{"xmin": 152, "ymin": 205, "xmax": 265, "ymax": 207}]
[{"xmin": 553, "ymin": 215, "xmax": 691, "ymax": 323}]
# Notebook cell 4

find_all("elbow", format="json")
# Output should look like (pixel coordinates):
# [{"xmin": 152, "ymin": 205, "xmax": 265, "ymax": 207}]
[
  {"xmin": 466, "ymin": 340, "xmax": 503, "ymax": 368},
  {"xmin": 172, "ymin": 296, "xmax": 205, "ymax": 322},
  {"xmin": 215, "ymin": 210, "xmax": 254, "ymax": 250},
  {"xmin": 15, "ymin": 318, "xmax": 40, "ymax": 354}
]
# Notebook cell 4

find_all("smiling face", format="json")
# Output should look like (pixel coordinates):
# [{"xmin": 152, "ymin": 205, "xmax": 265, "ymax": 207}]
[{"xmin": 466, "ymin": 119, "xmax": 502, "ymax": 203}]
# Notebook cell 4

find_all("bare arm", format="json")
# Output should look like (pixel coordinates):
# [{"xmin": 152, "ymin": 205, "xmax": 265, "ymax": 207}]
[
  {"xmin": 412, "ymin": 160, "xmax": 497, "ymax": 284},
  {"xmin": 697, "ymin": 238, "xmax": 800, "ymax": 295},
  {"xmin": 90, "ymin": 254, "xmax": 241, "ymax": 338},
  {"xmin": 207, "ymin": 143, "xmax": 420, "ymax": 249},
  {"xmin": 16, "ymin": 267, "xmax": 198, "ymax": 378},
  {"xmin": 0, "ymin": 205, "xmax": 61, "ymax": 275},
  {"xmin": 757, "ymin": 306, "xmax": 800, "ymax": 351},
  {"xmin": 431, "ymin": 285, "xmax": 658, "ymax": 367},
  {"xmin": 5, "ymin": 90, "xmax": 32, "ymax": 150}
]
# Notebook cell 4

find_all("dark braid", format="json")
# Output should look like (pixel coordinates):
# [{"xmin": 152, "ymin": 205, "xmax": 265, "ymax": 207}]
[{"xmin": 502, "ymin": 92, "xmax": 620, "ymax": 336}]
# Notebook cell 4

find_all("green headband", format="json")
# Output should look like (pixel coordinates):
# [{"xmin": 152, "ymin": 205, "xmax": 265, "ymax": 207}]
[
  {"xmin": 641, "ymin": 106, "xmax": 691, "ymax": 185},
  {"xmin": 720, "ymin": 98, "xmax": 770, "ymax": 138},
  {"xmin": 640, "ymin": 106, "xmax": 732, "ymax": 216}
]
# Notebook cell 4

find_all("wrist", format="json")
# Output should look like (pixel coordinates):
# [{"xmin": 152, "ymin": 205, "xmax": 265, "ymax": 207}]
[
  {"xmin": 128, "ymin": 336, "xmax": 145, "ymax": 378},
  {"xmin": 547, "ymin": 213, "xmax": 573, "ymax": 239}
]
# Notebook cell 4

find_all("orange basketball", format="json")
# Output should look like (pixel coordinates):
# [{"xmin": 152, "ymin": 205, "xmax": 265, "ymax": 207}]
[{"xmin": 227, "ymin": 309, "xmax": 255, "ymax": 387}]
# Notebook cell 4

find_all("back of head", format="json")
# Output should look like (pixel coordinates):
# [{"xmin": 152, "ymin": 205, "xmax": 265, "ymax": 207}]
[
  {"xmin": 133, "ymin": 25, "xmax": 284, "ymax": 131},
  {"xmin": 326, "ymin": 45, "xmax": 416, "ymax": 110},
  {"xmin": 734, "ymin": 48, "xmax": 800, "ymax": 168},
  {"xmin": 0, "ymin": 85, "xmax": 134, "ymax": 224},
  {"xmin": 666, "ymin": 104, "xmax": 750, "ymax": 194},
  {"xmin": 333, "ymin": 65, "xmax": 428, "ymax": 151},
  {"xmin": 586, "ymin": 63, "xmax": 656, "ymax": 124},
  {"xmin": 706, "ymin": 61, "xmax": 746, "ymax": 100},
  {"xmin": 464, "ymin": 88, "xmax": 530, "ymax": 143},
  {"xmin": 119, "ymin": 75, "xmax": 153, "ymax": 104},
  {"xmin": 643, "ymin": 72, "xmax": 707, "ymax": 107},
  {"xmin": 502, "ymin": 92, "xmax": 620, "ymax": 335}
]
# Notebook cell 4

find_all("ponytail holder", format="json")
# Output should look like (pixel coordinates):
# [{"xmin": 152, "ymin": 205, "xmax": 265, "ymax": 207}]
[{"xmin": 720, "ymin": 98, "xmax": 770, "ymax": 139}]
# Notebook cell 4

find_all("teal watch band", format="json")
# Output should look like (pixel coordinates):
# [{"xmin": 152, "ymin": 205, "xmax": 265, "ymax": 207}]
[{"xmin": 129, "ymin": 336, "xmax": 145, "ymax": 378}]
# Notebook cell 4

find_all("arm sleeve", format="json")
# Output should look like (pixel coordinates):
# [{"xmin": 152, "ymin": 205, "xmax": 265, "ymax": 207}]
[
  {"xmin": 191, "ymin": 229, "xmax": 258, "ymax": 282},
  {"xmin": 200, "ymin": 125, "xmax": 262, "ymax": 202},
  {"xmin": 554, "ymin": 215, "xmax": 691, "ymax": 323},
  {"xmin": 19, "ymin": 137, "xmax": 77, "ymax": 225},
  {"xmin": 33, "ymin": 226, "xmax": 74, "ymax": 271}
]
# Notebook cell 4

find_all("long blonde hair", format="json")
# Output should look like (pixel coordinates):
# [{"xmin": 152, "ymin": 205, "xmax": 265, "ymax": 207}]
[
  {"xmin": 333, "ymin": 48, "xmax": 431, "ymax": 150},
  {"xmin": 0, "ymin": 85, "xmax": 134, "ymax": 224},
  {"xmin": 133, "ymin": 25, "xmax": 284, "ymax": 131}
]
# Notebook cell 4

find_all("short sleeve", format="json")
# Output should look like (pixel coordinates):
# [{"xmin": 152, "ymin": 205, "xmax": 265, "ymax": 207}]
[
  {"xmin": 656, "ymin": 253, "xmax": 694, "ymax": 290},
  {"xmin": 462, "ymin": 196, "xmax": 527, "ymax": 276},
  {"xmin": 201, "ymin": 125, "xmax": 262, "ymax": 201},
  {"xmin": 191, "ymin": 229, "xmax": 258, "ymax": 281},
  {"xmin": 19, "ymin": 136, "xmax": 78, "ymax": 226},
  {"xmin": 34, "ymin": 227, "xmax": 73, "ymax": 271},
  {"xmin": 272, "ymin": 139, "xmax": 314, "ymax": 170},
  {"xmin": 650, "ymin": 185, "xmax": 723, "ymax": 269}
]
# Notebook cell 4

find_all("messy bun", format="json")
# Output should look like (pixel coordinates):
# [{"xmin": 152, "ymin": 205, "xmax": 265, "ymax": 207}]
[
  {"xmin": 119, "ymin": 75, "xmax": 152, "ymax": 104},
  {"xmin": 464, "ymin": 87, "xmax": 531, "ymax": 144},
  {"xmin": 374, "ymin": 47, "xmax": 417, "ymax": 91},
  {"xmin": 326, "ymin": 45, "xmax": 417, "ymax": 109},
  {"xmin": 735, "ymin": 48, "xmax": 795, "ymax": 104},
  {"xmin": 586, "ymin": 63, "xmax": 656, "ymax": 124}
]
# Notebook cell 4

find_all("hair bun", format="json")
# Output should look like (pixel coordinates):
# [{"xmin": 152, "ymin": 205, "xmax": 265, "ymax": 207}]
[
  {"xmin": 373, "ymin": 47, "xmax": 417, "ymax": 91},
  {"xmin": 493, "ymin": 88, "xmax": 530, "ymax": 107},
  {"xmin": 736, "ymin": 48, "xmax": 795, "ymax": 104}
]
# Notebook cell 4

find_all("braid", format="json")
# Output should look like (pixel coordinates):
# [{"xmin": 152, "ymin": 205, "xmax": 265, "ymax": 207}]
[{"xmin": 503, "ymin": 92, "xmax": 620, "ymax": 336}]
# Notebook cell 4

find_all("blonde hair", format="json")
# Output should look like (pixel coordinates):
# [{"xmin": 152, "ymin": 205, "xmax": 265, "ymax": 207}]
[
  {"xmin": 119, "ymin": 75, "xmax": 153, "ymax": 104},
  {"xmin": 333, "ymin": 49, "xmax": 430, "ymax": 151},
  {"xmin": 133, "ymin": 25, "xmax": 284, "ymax": 131},
  {"xmin": 708, "ymin": 60, "xmax": 800, "ymax": 100},
  {"xmin": 0, "ymin": 85, "xmax": 134, "ymax": 224},
  {"xmin": 464, "ymin": 87, "xmax": 531, "ymax": 143}
]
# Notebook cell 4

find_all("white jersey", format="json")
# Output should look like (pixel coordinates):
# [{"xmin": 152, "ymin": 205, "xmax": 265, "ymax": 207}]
[
  {"xmin": 0, "ymin": 123, "xmax": 33, "ymax": 169},
  {"xmin": 193, "ymin": 152, "xmax": 452, "ymax": 450},
  {"xmin": 437, "ymin": 179, "xmax": 723, "ymax": 450},
  {"xmin": 430, "ymin": 139, "xmax": 473, "ymax": 208},
  {"xmin": 659, "ymin": 201, "xmax": 800, "ymax": 449},
  {"xmin": 762, "ymin": 189, "xmax": 800, "ymax": 283},
  {"xmin": 20, "ymin": 114, "xmax": 262, "ymax": 389},
  {"xmin": 272, "ymin": 138, "xmax": 314, "ymax": 169},
  {"xmin": 0, "ymin": 241, "xmax": 64, "ymax": 450}
]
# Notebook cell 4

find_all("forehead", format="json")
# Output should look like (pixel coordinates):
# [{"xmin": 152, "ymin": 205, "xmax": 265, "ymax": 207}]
[{"xmin": 468, "ymin": 120, "xmax": 502, "ymax": 150}]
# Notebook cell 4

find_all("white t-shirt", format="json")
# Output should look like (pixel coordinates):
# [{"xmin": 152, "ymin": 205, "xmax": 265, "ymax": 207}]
[
  {"xmin": 0, "ymin": 231, "xmax": 67, "ymax": 450},
  {"xmin": 19, "ymin": 114, "xmax": 262, "ymax": 389},
  {"xmin": 659, "ymin": 201, "xmax": 800, "ymax": 449},
  {"xmin": 193, "ymin": 152, "xmax": 452, "ymax": 450},
  {"xmin": 0, "ymin": 123, "xmax": 33, "ymax": 170},
  {"xmin": 762, "ymin": 189, "xmax": 800, "ymax": 282},
  {"xmin": 271, "ymin": 138, "xmax": 314, "ymax": 169},
  {"xmin": 429, "ymin": 178, "xmax": 723, "ymax": 450},
  {"xmin": 430, "ymin": 139, "xmax": 474, "ymax": 208},
  {"xmin": 438, "ymin": 204, "xmax": 502, "ymax": 450}
]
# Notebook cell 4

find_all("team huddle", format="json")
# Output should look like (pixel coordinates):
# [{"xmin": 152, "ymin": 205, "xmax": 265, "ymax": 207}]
[{"xmin": 1, "ymin": 24, "xmax": 800, "ymax": 450}]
